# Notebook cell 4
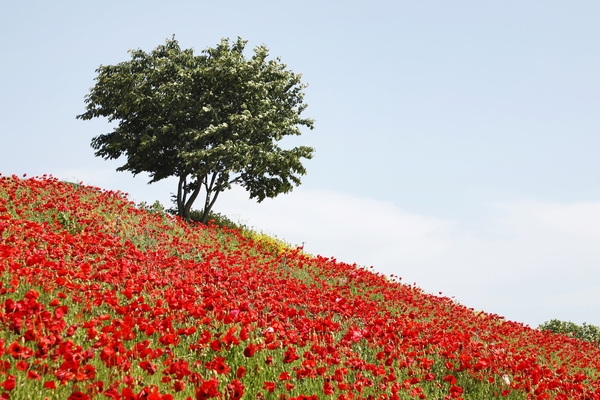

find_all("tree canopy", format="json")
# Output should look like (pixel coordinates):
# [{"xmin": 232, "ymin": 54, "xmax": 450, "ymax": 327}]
[{"xmin": 77, "ymin": 36, "xmax": 314, "ymax": 223}]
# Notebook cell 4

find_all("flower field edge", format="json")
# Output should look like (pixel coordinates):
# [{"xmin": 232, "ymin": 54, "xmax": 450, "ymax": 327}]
[{"xmin": 1, "ymin": 174, "xmax": 600, "ymax": 400}]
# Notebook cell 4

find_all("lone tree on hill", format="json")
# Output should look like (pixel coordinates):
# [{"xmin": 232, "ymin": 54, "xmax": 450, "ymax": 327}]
[{"xmin": 77, "ymin": 36, "xmax": 314, "ymax": 223}]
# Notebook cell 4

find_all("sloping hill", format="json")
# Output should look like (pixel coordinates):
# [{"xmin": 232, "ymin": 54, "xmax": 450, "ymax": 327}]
[{"xmin": 1, "ymin": 174, "xmax": 599, "ymax": 399}]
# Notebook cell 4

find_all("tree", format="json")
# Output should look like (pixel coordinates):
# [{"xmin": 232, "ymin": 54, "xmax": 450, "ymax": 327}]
[
  {"xmin": 539, "ymin": 319, "xmax": 600, "ymax": 346},
  {"xmin": 77, "ymin": 36, "xmax": 314, "ymax": 223}
]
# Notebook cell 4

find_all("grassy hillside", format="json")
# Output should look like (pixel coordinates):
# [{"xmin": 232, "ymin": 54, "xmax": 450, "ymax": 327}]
[{"xmin": 1, "ymin": 174, "xmax": 600, "ymax": 399}]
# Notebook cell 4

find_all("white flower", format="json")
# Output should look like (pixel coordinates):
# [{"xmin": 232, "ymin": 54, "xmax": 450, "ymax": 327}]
[{"xmin": 264, "ymin": 326, "xmax": 275, "ymax": 335}]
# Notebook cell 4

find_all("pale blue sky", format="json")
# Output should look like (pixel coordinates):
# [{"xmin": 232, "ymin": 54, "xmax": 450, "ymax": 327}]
[{"xmin": 2, "ymin": 1, "xmax": 600, "ymax": 327}]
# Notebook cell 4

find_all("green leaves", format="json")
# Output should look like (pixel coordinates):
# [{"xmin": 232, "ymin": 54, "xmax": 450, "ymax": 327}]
[
  {"xmin": 539, "ymin": 319, "xmax": 600, "ymax": 346},
  {"xmin": 78, "ymin": 36, "xmax": 314, "ymax": 223}
]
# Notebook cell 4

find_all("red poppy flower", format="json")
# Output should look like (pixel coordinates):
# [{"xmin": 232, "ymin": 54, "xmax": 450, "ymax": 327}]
[
  {"xmin": 209, "ymin": 339, "xmax": 222, "ymax": 352},
  {"xmin": 226, "ymin": 379, "xmax": 244, "ymax": 400},
  {"xmin": 263, "ymin": 381, "xmax": 276, "ymax": 393},
  {"xmin": 138, "ymin": 361, "xmax": 157, "ymax": 375},
  {"xmin": 195, "ymin": 378, "xmax": 219, "ymax": 399},
  {"xmin": 67, "ymin": 391, "xmax": 89, "ymax": 400},
  {"xmin": 54, "ymin": 305, "xmax": 68, "ymax": 319},
  {"xmin": 0, "ymin": 375, "xmax": 15, "ymax": 391},
  {"xmin": 236, "ymin": 366, "xmax": 246, "ymax": 378},
  {"xmin": 443, "ymin": 375, "xmax": 457, "ymax": 386},
  {"xmin": 243, "ymin": 344, "xmax": 255, "ymax": 357},
  {"xmin": 44, "ymin": 381, "xmax": 57, "ymax": 389},
  {"xmin": 7, "ymin": 341, "xmax": 33, "ymax": 359},
  {"xmin": 173, "ymin": 380, "xmax": 185, "ymax": 392},
  {"xmin": 206, "ymin": 357, "xmax": 230, "ymax": 375},
  {"xmin": 449, "ymin": 385, "xmax": 464, "ymax": 398},
  {"xmin": 27, "ymin": 370, "xmax": 41, "ymax": 380},
  {"xmin": 16, "ymin": 360, "xmax": 28, "ymax": 371},
  {"xmin": 323, "ymin": 380, "xmax": 335, "ymax": 395},
  {"xmin": 278, "ymin": 372, "xmax": 291, "ymax": 381},
  {"xmin": 283, "ymin": 346, "xmax": 300, "ymax": 363}
]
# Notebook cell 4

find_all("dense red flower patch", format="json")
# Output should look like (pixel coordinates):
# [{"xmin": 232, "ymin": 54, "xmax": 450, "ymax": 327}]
[{"xmin": 1, "ymin": 174, "xmax": 600, "ymax": 399}]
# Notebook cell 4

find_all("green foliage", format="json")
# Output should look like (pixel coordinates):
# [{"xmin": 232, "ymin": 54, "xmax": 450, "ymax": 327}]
[
  {"xmin": 77, "ymin": 36, "xmax": 315, "ymax": 224},
  {"xmin": 190, "ymin": 209, "xmax": 242, "ymax": 230},
  {"xmin": 170, "ymin": 206, "xmax": 297, "ymax": 253},
  {"xmin": 539, "ymin": 319, "xmax": 600, "ymax": 346},
  {"xmin": 55, "ymin": 211, "xmax": 82, "ymax": 234},
  {"xmin": 165, "ymin": 204, "xmax": 241, "ymax": 229},
  {"xmin": 137, "ymin": 200, "xmax": 166, "ymax": 215}
]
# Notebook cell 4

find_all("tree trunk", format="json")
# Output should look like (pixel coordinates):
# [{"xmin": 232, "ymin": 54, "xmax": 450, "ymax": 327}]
[
  {"xmin": 176, "ymin": 175, "xmax": 187, "ymax": 220},
  {"xmin": 200, "ymin": 190, "xmax": 221, "ymax": 225},
  {"xmin": 177, "ymin": 174, "xmax": 203, "ymax": 222},
  {"xmin": 183, "ymin": 178, "xmax": 203, "ymax": 222}
]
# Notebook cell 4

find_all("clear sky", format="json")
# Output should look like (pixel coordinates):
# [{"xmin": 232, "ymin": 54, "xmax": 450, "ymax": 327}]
[{"xmin": 2, "ymin": 1, "xmax": 600, "ymax": 327}]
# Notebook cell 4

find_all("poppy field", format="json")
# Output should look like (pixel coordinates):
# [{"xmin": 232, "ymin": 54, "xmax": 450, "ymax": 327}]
[{"xmin": 1, "ymin": 174, "xmax": 600, "ymax": 399}]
